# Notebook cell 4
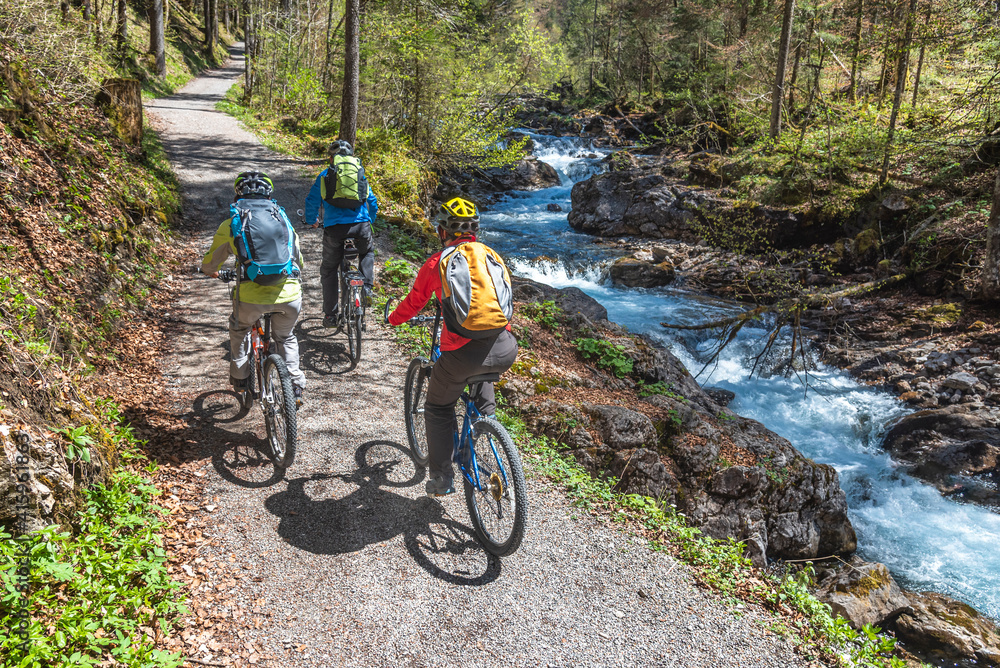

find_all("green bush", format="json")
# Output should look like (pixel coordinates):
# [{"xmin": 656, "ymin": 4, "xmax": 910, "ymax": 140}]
[
  {"xmin": 521, "ymin": 300, "xmax": 562, "ymax": 332},
  {"xmin": 573, "ymin": 337, "xmax": 633, "ymax": 377},
  {"xmin": 380, "ymin": 258, "xmax": 416, "ymax": 290}
]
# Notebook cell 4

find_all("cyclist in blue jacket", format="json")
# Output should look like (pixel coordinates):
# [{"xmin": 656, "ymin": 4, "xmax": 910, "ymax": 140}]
[{"xmin": 304, "ymin": 139, "xmax": 379, "ymax": 329}]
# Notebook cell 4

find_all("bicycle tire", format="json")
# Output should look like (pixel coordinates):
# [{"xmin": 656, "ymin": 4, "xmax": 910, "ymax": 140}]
[
  {"xmin": 464, "ymin": 416, "xmax": 527, "ymax": 557},
  {"xmin": 262, "ymin": 354, "xmax": 297, "ymax": 469},
  {"xmin": 243, "ymin": 348, "xmax": 258, "ymax": 409},
  {"xmin": 403, "ymin": 357, "xmax": 431, "ymax": 467},
  {"xmin": 346, "ymin": 290, "xmax": 362, "ymax": 368}
]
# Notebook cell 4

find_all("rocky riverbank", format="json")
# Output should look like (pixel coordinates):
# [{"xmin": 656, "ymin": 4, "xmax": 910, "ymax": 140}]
[
  {"xmin": 436, "ymin": 109, "xmax": 1000, "ymax": 665},
  {"xmin": 503, "ymin": 278, "xmax": 1000, "ymax": 668}
]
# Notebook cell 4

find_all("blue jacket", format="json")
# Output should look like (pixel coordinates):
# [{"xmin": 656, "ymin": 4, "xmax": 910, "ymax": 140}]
[{"xmin": 305, "ymin": 166, "xmax": 379, "ymax": 227}]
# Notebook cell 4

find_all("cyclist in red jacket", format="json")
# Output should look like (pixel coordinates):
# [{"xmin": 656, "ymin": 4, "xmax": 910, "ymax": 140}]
[{"xmin": 388, "ymin": 198, "xmax": 518, "ymax": 496}]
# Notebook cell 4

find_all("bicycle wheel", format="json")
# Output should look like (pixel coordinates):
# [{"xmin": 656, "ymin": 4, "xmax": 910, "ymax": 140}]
[
  {"xmin": 464, "ymin": 416, "xmax": 527, "ymax": 557},
  {"xmin": 242, "ymin": 348, "xmax": 258, "ymax": 409},
  {"xmin": 346, "ymin": 290, "xmax": 362, "ymax": 368},
  {"xmin": 262, "ymin": 354, "xmax": 297, "ymax": 469},
  {"xmin": 403, "ymin": 357, "xmax": 431, "ymax": 467}
]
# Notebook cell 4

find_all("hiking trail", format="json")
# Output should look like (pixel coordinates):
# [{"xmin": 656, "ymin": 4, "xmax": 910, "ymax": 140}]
[{"xmin": 144, "ymin": 46, "xmax": 807, "ymax": 668}]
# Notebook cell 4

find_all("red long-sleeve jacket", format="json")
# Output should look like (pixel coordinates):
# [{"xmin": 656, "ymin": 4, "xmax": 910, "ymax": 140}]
[{"xmin": 388, "ymin": 235, "xmax": 511, "ymax": 351}]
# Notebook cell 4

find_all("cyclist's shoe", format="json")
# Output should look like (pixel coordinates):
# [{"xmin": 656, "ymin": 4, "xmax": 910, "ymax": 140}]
[
  {"xmin": 362, "ymin": 286, "xmax": 373, "ymax": 308},
  {"xmin": 231, "ymin": 376, "xmax": 248, "ymax": 390},
  {"xmin": 425, "ymin": 476, "xmax": 455, "ymax": 497},
  {"xmin": 322, "ymin": 313, "xmax": 339, "ymax": 329},
  {"xmin": 293, "ymin": 386, "xmax": 304, "ymax": 410}
]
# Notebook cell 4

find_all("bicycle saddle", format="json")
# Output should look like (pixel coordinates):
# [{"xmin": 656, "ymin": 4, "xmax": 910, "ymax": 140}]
[
  {"xmin": 342, "ymin": 238, "xmax": 359, "ymax": 259},
  {"xmin": 466, "ymin": 373, "xmax": 500, "ymax": 384}
]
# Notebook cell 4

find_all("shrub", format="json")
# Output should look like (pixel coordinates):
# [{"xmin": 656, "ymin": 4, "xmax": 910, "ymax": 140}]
[{"xmin": 573, "ymin": 337, "xmax": 633, "ymax": 377}]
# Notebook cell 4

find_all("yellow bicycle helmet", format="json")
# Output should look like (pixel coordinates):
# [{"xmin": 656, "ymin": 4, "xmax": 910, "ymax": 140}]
[{"xmin": 437, "ymin": 197, "xmax": 480, "ymax": 236}]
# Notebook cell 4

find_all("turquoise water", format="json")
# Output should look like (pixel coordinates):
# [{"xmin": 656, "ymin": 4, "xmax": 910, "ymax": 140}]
[{"xmin": 479, "ymin": 131, "xmax": 1000, "ymax": 620}]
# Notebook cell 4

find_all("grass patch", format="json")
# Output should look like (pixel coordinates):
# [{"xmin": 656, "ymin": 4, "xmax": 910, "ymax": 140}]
[{"xmin": 1, "ymin": 408, "xmax": 187, "ymax": 667}]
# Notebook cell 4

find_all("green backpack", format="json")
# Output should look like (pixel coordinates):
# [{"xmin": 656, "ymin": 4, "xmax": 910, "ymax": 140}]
[{"xmin": 322, "ymin": 155, "xmax": 369, "ymax": 209}]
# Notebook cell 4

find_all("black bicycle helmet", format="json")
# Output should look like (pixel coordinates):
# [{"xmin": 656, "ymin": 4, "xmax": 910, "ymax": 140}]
[
  {"xmin": 233, "ymin": 170, "xmax": 274, "ymax": 199},
  {"xmin": 328, "ymin": 139, "xmax": 354, "ymax": 159},
  {"xmin": 436, "ymin": 196, "xmax": 480, "ymax": 236}
]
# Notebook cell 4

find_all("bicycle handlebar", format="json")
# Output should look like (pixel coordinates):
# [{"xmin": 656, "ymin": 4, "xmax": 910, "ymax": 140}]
[
  {"xmin": 196, "ymin": 266, "xmax": 238, "ymax": 282},
  {"xmin": 383, "ymin": 297, "xmax": 436, "ymax": 327}
]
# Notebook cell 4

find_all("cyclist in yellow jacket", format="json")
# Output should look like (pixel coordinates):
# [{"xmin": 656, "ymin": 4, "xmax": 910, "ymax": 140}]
[{"xmin": 201, "ymin": 171, "xmax": 307, "ymax": 405}]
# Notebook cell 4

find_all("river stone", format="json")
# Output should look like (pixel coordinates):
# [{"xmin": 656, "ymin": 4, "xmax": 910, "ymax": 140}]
[
  {"xmin": 891, "ymin": 591, "xmax": 1000, "ymax": 667},
  {"xmin": 608, "ymin": 257, "xmax": 676, "ymax": 288},
  {"xmin": 815, "ymin": 560, "xmax": 910, "ymax": 629},
  {"xmin": 704, "ymin": 387, "xmax": 736, "ymax": 407},
  {"xmin": 943, "ymin": 371, "xmax": 980, "ymax": 392},
  {"xmin": 567, "ymin": 169, "xmax": 704, "ymax": 240},
  {"xmin": 582, "ymin": 404, "xmax": 658, "ymax": 450}
]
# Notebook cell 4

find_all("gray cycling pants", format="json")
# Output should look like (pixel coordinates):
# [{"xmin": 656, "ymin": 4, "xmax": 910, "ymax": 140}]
[
  {"xmin": 424, "ymin": 329, "xmax": 518, "ymax": 481},
  {"xmin": 229, "ymin": 299, "xmax": 305, "ymax": 391}
]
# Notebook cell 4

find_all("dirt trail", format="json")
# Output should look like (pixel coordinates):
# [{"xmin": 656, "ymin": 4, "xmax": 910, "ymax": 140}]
[{"xmin": 144, "ymin": 46, "xmax": 807, "ymax": 668}]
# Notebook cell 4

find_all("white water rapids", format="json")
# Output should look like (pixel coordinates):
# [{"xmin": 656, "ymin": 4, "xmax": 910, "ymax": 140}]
[{"xmin": 479, "ymin": 131, "xmax": 1000, "ymax": 620}]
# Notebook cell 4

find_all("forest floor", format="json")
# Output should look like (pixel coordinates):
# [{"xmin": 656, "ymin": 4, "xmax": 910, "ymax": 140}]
[{"xmin": 141, "ymin": 46, "xmax": 812, "ymax": 668}]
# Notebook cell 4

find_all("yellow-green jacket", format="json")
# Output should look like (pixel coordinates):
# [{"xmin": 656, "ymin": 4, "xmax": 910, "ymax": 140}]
[{"xmin": 201, "ymin": 218, "xmax": 305, "ymax": 304}]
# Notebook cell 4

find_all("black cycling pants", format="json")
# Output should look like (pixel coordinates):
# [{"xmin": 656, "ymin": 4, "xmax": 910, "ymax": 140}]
[{"xmin": 320, "ymin": 222, "xmax": 373, "ymax": 316}]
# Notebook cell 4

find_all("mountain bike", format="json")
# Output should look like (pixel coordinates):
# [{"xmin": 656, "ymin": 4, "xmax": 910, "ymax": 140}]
[
  {"xmin": 385, "ymin": 299, "xmax": 527, "ymax": 557},
  {"xmin": 205, "ymin": 267, "xmax": 297, "ymax": 469},
  {"xmin": 335, "ymin": 237, "xmax": 367, "ymax": 369},
  {"xmin": 296, "ymin": 209, "xmax": 366, "ymax": 370}
]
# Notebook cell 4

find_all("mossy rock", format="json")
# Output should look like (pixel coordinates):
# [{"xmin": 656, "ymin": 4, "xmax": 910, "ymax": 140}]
[
  {"xmin": 854, "ymin": 228, "xmax": 880, "ymax": 258},
  {"xmin": 915, "ymin": 303, "xmax": 962, "ymax": 325}
]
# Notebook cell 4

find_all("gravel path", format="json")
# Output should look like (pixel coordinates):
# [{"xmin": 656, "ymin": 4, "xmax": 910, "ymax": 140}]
[{"xmin": 145, "ymin": 46, "xmax": 810, "ymax": 668}]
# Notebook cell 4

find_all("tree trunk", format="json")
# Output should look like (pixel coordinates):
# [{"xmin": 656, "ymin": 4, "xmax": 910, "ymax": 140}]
[
  {"xmin": 116, "ymin": 0, "xmax": 127, "ymax": 51},
  {"xmin": 242, "ymin": 0, "xmax": 254, "ymax": 101},
  {"xmin": 788, "ymin": 42, "xmax": 802, "ymax": 112},
  {"xmin": 769, "ymin": 0, "xmax": 796, "ymax": 139},
  {"xmin": 879, "ymin": 0, "xmax": 918, "ymax": 185},
  {"xmin": 910, "ymin": 2, "xmax": 931, "ymax": 109},
  {"xmin": 589, "ymin": 0, "xmax": 598, "ymax": 95},
  {"xmin": 148, "ymin": 0, "xmax": 166, "ymax": 78},
  {"xmin": 848, "ymin": 0, "xmax": 863, "ymax": 102},
  {"xmin": 340, "ymin": 0, "xmax": 359, "ymax": 146},
  {"xmin": 982, "ymin": 166, "xmax": 1000, "ymax": 300},
  {"xmin": 206, "ymin": 0, "xmax": 218, "ymax": 53}
]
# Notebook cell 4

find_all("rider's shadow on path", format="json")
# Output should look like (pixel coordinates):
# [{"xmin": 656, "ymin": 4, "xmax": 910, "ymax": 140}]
[
  {"xmin": 193, "ymin": 389, "xmax": 285, "ymax": 488},
  {"xmin": 264, "ymin": 440, "xmax": 501, "ymax": 586},
  {"xmin": 296, "ymin": 317, "xmax": 356, "ymax": 376}
]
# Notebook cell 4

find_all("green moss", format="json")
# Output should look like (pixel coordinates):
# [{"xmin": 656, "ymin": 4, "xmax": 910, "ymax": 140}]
[
  {"xmin": 854, "ymin": 228, "xmax": 880, "ymax": 257},
  {"xmin": 915, "ymin": 302, "xmax": 962, "ymax": 325},
  {"xmin": 846, "ymin": 567, "xmax": 891, "ymax": 597}
]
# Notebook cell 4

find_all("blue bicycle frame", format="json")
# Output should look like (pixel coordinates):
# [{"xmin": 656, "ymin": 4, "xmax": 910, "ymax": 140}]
[{"xmin": 426, "ymin": 309, "xmax": 510, "ymax": 497}]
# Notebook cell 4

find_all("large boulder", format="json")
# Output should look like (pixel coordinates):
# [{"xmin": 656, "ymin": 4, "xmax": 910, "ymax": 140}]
[
  {"xmin": 608, "ymin": 257, "xmax": 676, "ymax": 288},
  {"xmin": 511, "ymin": 276, "xmax": 608, "ymax": 323},
  {"xmin": 815, "ymin": 559, "xmax": 911, "ymax": 629},
  {"xmin": 882, "ymin": 406, "xmax": 1000, "ymax": 505},
  {"xmin": 567, "ymin": 169, "xmax": 707, "ymax": 240},
  {"xmin": 891, "ymin": 592, "xmax": 1000, "ymax": 668}
]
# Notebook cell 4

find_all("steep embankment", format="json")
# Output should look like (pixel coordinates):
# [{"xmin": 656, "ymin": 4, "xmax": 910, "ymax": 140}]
[{"xmin": 137, "ymin": 48, "xmax": 821, "ymax": 668}]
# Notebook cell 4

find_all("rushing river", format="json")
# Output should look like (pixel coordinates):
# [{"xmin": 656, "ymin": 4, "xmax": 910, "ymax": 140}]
[{"xmin": 479, "ymin": 131, "xmax": 1000, "ymax": 621}]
